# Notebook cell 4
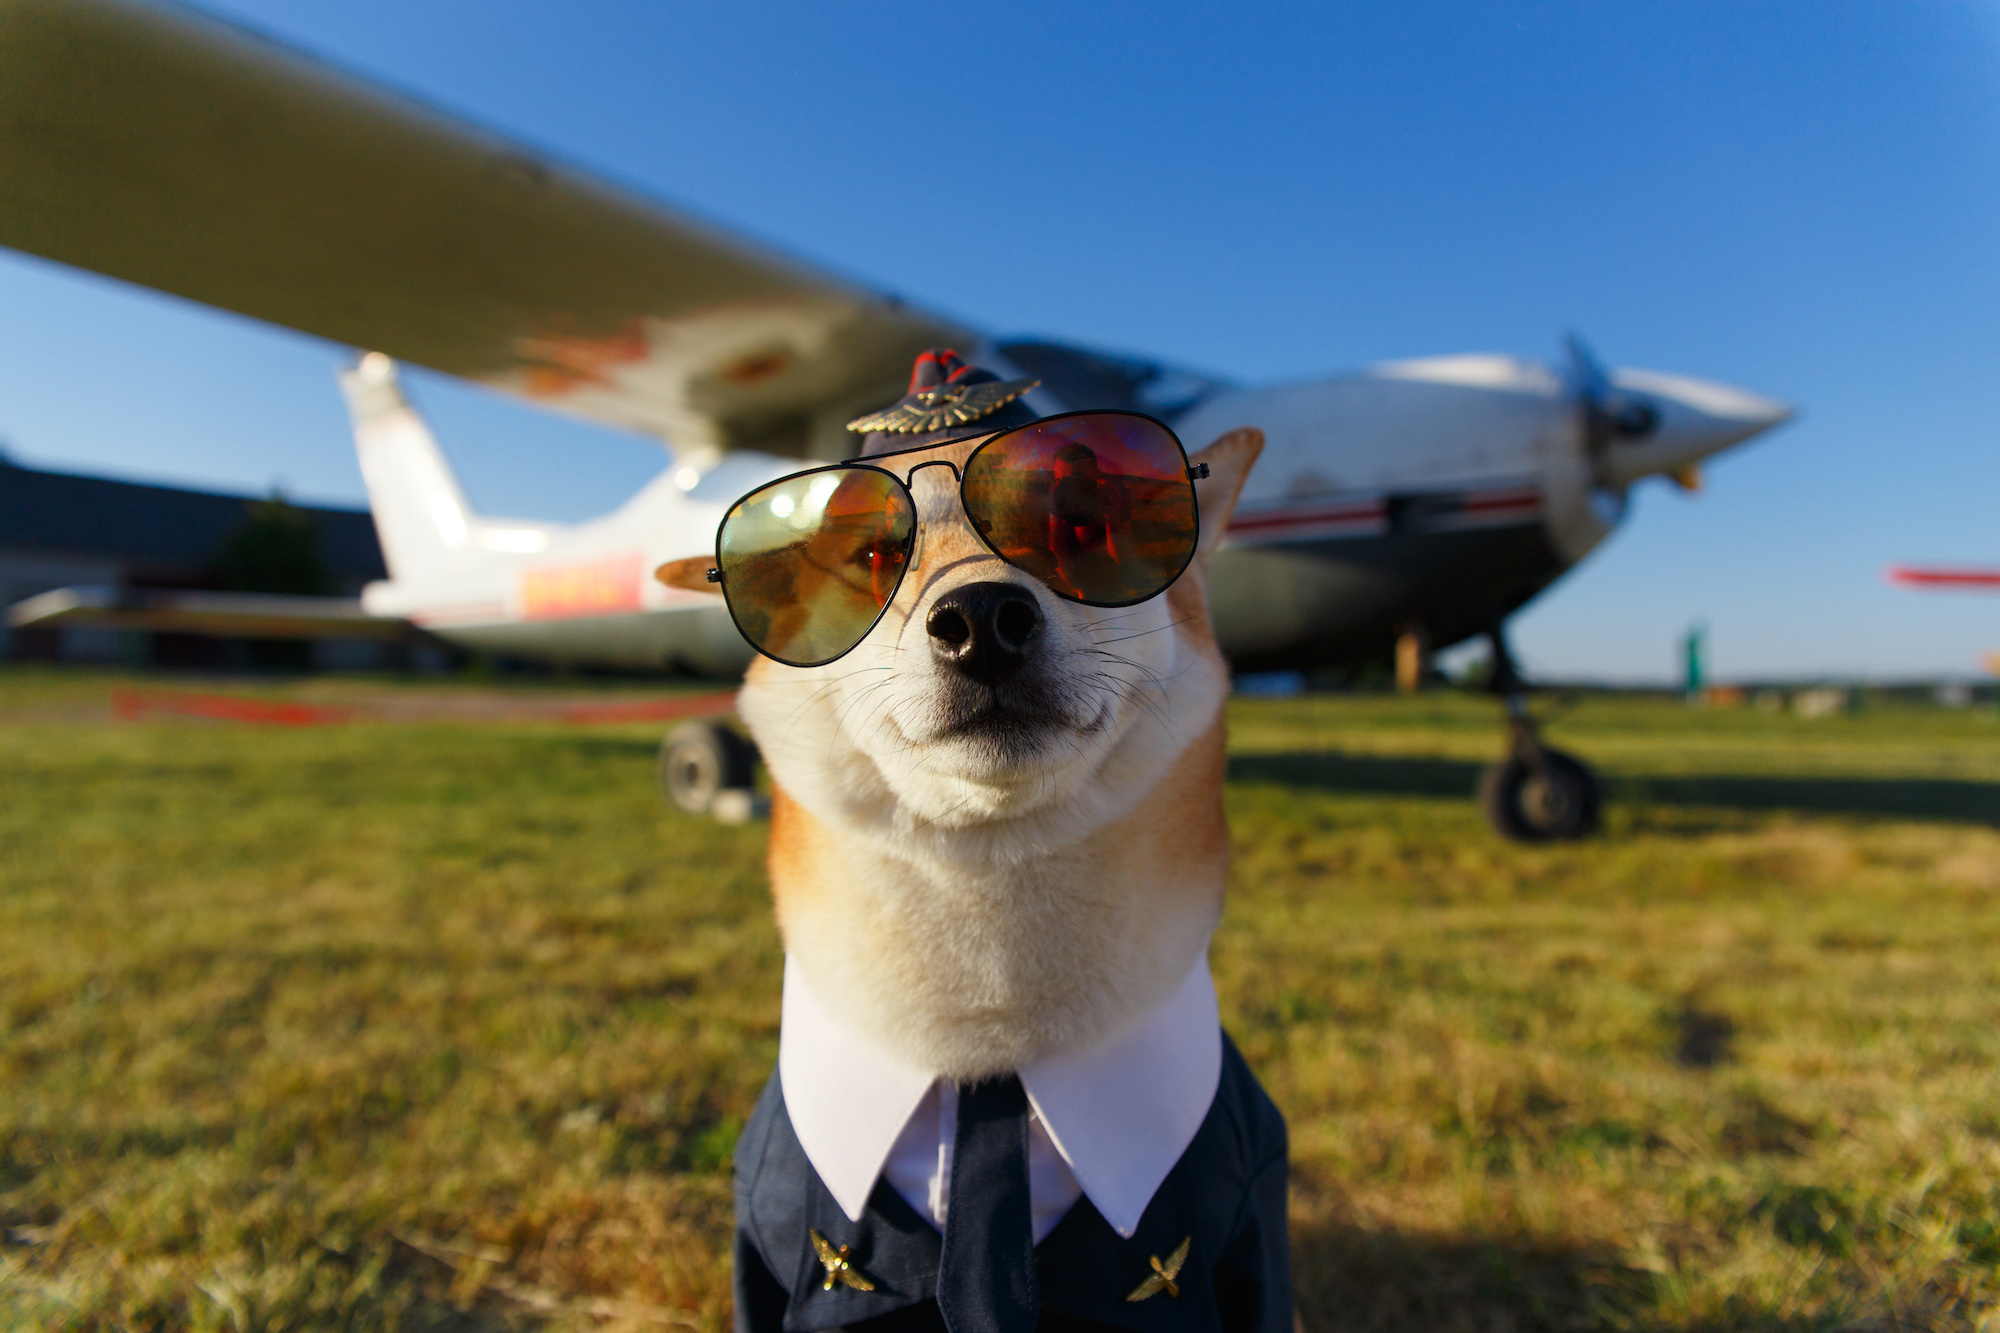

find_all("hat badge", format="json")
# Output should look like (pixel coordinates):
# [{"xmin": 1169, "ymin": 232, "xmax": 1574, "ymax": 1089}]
[{"xmin": 845, "ymin": 376, "xmax": 1041, "ymax": 436}]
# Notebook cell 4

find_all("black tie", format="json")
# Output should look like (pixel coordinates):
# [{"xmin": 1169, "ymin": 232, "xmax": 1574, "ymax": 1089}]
[{"xmin": 936, "ymin": 1075, "xmax": 1037, "ymax": 1333}]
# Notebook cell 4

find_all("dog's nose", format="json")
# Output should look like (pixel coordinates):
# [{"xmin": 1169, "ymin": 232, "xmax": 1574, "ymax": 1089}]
[{"xmin": 926, "ymin": 581, "xmax": 1042, "ymax": 683}]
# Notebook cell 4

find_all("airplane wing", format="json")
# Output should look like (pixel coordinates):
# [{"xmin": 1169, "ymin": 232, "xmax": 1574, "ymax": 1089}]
[
  {"xmin": 1888, "ymin": 567, "xmax": 2000, "ymax": 590},
  {"xmin": 0, "ymin": 0, "xmax": 971, "ymax": 457},
  {"xmin": 8, "ymin": 586, "xmax": 408, "ymax": 638}
]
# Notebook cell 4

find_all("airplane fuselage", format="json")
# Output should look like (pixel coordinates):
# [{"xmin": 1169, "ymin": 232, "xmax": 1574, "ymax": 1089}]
[{"xmin": 348, "ymin": 344, "xmax": 1788, "ymax": 677}]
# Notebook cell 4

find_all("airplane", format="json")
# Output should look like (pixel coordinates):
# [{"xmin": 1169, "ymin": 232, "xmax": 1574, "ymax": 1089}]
[{"xmin": 0, "ymin": 0, "xmax": 1793, "ymax": 840}]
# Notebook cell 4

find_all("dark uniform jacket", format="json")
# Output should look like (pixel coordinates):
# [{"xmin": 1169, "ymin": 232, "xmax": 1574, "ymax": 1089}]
[{"xmin": 733, "ymin": 1031, "xmax": 1291, "ymax": 1333}]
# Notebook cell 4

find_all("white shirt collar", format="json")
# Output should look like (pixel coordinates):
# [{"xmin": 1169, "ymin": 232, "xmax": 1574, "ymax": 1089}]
[{"xmin": 777, "ymin": 952, "xmax": 1221, "ymax": 1239}]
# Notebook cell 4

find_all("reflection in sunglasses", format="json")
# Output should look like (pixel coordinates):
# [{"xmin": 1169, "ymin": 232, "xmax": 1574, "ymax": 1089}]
[
  {"xmin": 963, "ymin": 416, "xmax": 1195, "ymax": 607},
  {"xmin": 719, "ymin": 469, "xmax": 915, "ymax": 666}
]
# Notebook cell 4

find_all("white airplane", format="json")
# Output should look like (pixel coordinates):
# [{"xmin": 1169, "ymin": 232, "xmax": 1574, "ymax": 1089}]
[{"xmin": 0, "ymin": 0, "xmax": 1792, "ymax": 839}]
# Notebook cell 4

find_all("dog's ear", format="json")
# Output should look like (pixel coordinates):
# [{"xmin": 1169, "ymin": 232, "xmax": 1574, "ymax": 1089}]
[
  {"xmin": 654, "ymin": 556, "xmax": 723, "ymax": 595},
  {"xmin": 1189, "ymin": 427, "xmax": 1263, "ymax": 557}
]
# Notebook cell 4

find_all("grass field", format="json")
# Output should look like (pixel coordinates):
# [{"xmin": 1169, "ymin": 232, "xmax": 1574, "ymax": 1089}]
[{"xmin": 1, "ymin": 668, "xmax": 1997, "ymax": 1331}]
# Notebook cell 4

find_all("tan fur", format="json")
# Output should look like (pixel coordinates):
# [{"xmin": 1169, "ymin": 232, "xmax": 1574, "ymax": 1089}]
[
  {"xmin": 653, "ymin": 555, "xmax": 716, "ymax": 593},
  {"xmin": 735, "ymin": 427, "xmax": 1262, "ymax": 1077}
]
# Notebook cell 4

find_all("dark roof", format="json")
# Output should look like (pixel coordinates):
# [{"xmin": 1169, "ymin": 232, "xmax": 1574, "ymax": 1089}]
[{"xmin": 0, "ymin": 458, "xmax": 386, "ymax": 589}]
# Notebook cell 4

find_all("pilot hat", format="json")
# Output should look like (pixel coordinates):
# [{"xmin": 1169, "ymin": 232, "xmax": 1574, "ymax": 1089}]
[{"xmin": 847, "ymin": 348, "xmax": 1041, "ymax": 456}]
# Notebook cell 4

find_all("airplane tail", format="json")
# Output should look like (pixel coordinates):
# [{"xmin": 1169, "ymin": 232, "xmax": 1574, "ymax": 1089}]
[{"xmin": 338, "ymin": 353, "xmax": 476, "ymax": 582}]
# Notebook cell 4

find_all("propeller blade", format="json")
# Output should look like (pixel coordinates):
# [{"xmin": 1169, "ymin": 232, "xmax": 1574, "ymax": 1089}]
[
  {"xmin": 1564, "ymin": 332, "xmax": 1611, "ymax": 398},
  {"xmin": 1564, "ymin": 332, "xmax": 1660, "ymax": 474}
]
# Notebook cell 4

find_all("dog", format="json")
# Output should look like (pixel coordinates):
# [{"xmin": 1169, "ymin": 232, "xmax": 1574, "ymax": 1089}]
[{"xmin": 661, "ymin": 353, "xmax": 1288, "ymax": 1332}]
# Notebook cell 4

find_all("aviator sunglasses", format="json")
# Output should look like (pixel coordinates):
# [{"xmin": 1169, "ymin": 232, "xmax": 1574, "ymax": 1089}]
[{"xmin": 707, "ymin": 410, "xmax": 1209, "ymax": 668}]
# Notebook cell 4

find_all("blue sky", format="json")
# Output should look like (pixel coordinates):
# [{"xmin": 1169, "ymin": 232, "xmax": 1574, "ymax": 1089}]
[{"xmin": 2, "ymin": 1, "xmax": 1996, "ymax": 681}]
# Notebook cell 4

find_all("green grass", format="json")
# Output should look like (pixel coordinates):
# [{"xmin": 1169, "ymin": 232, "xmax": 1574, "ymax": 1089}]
[{"xmin": 1, "ymin": 668, "xmax": 1997, "ymax": 1331}]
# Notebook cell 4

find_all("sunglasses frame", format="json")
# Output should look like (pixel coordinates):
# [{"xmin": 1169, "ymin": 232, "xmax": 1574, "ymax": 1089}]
[{"xmin": 710, "ymin": 409, "xmax": 1208, "ymax": 668}]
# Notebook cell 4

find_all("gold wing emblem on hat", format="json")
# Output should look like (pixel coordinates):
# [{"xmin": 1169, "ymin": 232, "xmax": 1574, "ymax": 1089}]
[
  {"xmin": 1125, "ymin": 1235, "xmax": 1191, "ymax": 1301},
  {"xmin": 845, "ymin": 378, "xmax": 1041, "ymax": 434},
  {"xmin": 809, "ymin": 1228, "xmax": 876, "ymax": 1292}
]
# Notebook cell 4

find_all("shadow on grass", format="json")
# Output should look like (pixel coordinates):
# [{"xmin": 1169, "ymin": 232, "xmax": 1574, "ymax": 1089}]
[
  {"xmin": 1231, "ymin": 753, "xmax": 1485, "ymax": 799},
  {"xmin": 1228, "ymin": 753, "xmax": 2000, "ymax": 828},
  {"xmin": 1613, "ymin": 773, "xmax": 1998, "ymax": 828},
  {"xmin": 1290, "ymin": 1218, "xmax": 1815, "ymax": 1333}
]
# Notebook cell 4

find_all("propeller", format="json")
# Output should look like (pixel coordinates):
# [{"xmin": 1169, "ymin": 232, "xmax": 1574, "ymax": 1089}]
[
  {"xmin": 1558, "ymin": 336, "xmax": 1790, "ymax": 499},
  {"xmin": 1564, "ymin": 333, "xmax": 1660, "ymax": 471}
]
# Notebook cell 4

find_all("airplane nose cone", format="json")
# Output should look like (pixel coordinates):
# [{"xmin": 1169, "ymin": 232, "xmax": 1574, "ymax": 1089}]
[{"xmin": 1596, "ymin": 369, "xmax": 1793, "ymax": 488}]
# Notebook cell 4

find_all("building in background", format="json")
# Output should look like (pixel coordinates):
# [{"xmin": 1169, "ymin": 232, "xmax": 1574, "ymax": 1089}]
[{"xmin": 0, "ymin": 456, "xmax": 407, "ymax": 669}]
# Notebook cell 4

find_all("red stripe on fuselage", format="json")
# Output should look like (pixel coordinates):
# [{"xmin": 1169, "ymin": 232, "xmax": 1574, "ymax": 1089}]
[
  {"xmin": 1226, "ymin": 484, "xmax": 1543, "ymax": 545},
  {"xmin": 1459, "ymin": 488, "xmax": 1541, "ymax": 514},
  {"xmin": 1227, "ymin": 500, "xmax": 1387, "ymax": 535}
]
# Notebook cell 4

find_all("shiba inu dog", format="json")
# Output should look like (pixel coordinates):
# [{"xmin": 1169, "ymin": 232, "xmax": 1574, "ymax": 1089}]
[{"xmin": 660, "ymin": 351, "xmax": 1289, "ymax": 1333}]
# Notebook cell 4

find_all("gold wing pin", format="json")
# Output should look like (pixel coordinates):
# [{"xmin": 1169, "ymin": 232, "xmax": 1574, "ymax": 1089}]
[
  {"xmin": 845, "ymin": 378, "xmax": 1040, "ymax": 434},
  {"xmin": 1125, "ymin": 1235, "xmax": 1192, "ymax": 1301},
  {"xmin": 809, "ymin": 1228, "xmax": 876, "ymax": 1292}
]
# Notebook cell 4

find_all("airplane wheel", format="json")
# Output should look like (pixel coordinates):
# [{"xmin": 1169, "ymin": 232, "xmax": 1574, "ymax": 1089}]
[
  {"xmin": 659, "ymin": 721, "xmax": 757, "ymax": 815},
  {"xmin": 1480, "ymin": 747, "xmax": 1601, "ymax": 842}
]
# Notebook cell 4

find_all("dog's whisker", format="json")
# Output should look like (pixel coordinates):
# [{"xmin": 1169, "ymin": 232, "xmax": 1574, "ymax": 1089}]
[
  {"xmin": 1090, "ymin": 670, "xmax": 1176, "ymax": 737},
  {"xmin": 1074, "ymin": 657, "xmax": 1182, "ymax": 736},
  {"xmin": 779, "ymin": 666, "xmax": 895, "ymax": 726},
  {"xmin": 1088, "ymin": 615, "xmax": 1199, "ymax": 647}
]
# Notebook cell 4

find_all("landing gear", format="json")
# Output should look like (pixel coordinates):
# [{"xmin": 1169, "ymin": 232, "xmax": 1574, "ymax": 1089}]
[
  {"xmin": 658, "ymin": 721, "xmax": 759, "ymax": 821},
  {"xmin": 1478, "ymin": 627, "xmax": 1601, "ymax": 842},
  {"xmin": 1480, "ymin": 738, "xmax": 1600, "ymax": 841}
]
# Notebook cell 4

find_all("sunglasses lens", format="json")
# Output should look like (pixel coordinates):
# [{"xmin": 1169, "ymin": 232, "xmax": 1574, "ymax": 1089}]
[
  {"xmin": 718, "ymin": 468, "xmax": 914, "ymax": 666},
  {"xmin": 962, "ymin": 414, "xmax": 1197, "ymax": 605}
]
